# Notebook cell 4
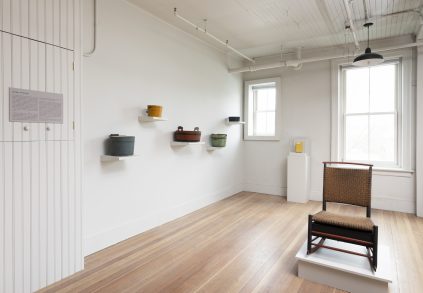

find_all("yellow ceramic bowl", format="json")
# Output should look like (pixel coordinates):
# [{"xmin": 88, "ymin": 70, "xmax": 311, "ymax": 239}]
[{"xmin": 147, "ymin": 105, "xmax": 163, "ymax": 117}]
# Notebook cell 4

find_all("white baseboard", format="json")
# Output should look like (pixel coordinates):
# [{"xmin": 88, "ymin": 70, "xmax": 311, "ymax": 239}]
[
  {"xmin": 309, "ymin": 190, "xmax": 414, "ymax": 214},
  {"xmin": 84, "ymin": 183, "xmax": 243, "ymax": 256},
  {"xmin": 310, "ymin": 190, "xmax": 323, "ymax": 201},
  {"xmin": 243, "ymin": 182, "xmax": 286, "ymax": 196},
  {"xmin": 371, "ymin": 196, "xmax": 415, "ymax": 214}
]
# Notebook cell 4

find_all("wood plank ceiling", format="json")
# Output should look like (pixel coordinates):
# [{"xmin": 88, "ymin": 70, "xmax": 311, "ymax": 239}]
[{"xmin": 128, "ymin": 0, "xmax": 423, "ymax": 58}]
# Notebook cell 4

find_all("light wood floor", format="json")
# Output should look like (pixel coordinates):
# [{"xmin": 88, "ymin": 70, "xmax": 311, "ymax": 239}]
[{"xmin": 39, "ymin": 192, "xmax": 423, "ymax": 293}]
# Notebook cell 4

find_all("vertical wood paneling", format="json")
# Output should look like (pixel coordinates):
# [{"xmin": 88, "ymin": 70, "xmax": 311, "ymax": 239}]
[
  {"xmin": 52, "ymin": 0, "xmax": 60, "ymax": 47},
  {"xmin": 1, "ymin": 0, "xmax": 12, "ymax": 32},
  {"xmin": 53, "ymin": 47, "xmax": 61, "ymax": 141},
  {"xmin": 0, "ymin": 142, "xmax": 4, "ymax": 293},
  {"xmin": 38, "ymin": 43, "xmax": 47, "ymax": 142},
  {"xmin": 29, "ymin": 40, "xmax": 40, "ymax": 141},
  {"xmin": 73, "ymin": 0, "xmax": 82, "ymax": 272},
  {"xmin": 60, "ymin": 0, "xmax": 67, "ymax": 49},
  {"xmin": 38, "ymin": 139, "xmax": 48, "ymax": 289},
  {"xmin": 4, "ymin": 142, "xmax": 13, "ymax": 293},
  {"xmin": 61, "ymin": 140, "xmax": 69, "ymax": 278},
  {"xmin": 11, "ymin": 35, "xmax": 21, "ymax": 141},
  {"xmin": 68, "ymin": 51, "xmax": 74, "ymax": 141},
  {"xmin": 30, "ymin": 140, "xmax": 40, "ymax": 292},
  {"xmin": 45, "ymin": 0, "xmax": 53, "ymax": 45},
  {"xmin": 45, "ymin": 139, "xmax": 54, "ymax": 285},
  {"xmin": 53, "ymin": 140, "xmax": 61, "ymax": 281},
  {"xmin": 21, "ymin": 37, "xmax": 30, "ymax": 142},
  {"xmin": 12, "ymin": 141, "xmax": 23, "ymax": 293},
  {"xmin": 0, "ymin": 25, "xmax": 3, "ymax": 142},
  {"xmin": 45, "ymin": 44, "xmax": 53, "ymax": 141},
  {"xmin": 0, "ymin": 1, "xmax": 82, "ymax": 292},
  {"xmin": 37, "ymin": 0, "xmax": 46, "ymax": 45},
  {"xmin": 22, "ymin": 141, "xmax": 31, "ymax": 293}
]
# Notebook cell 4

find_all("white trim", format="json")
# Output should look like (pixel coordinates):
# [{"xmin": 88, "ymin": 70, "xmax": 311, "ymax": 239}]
[
  {"xmin": 243, "ymin": 183, "xmax": 286, "ymax": 196},
  {"xmin": 416, "ymin": 46, "xmax": 423, "ymax": 217},
  {"xmin": 331, "ymin": 48, "xmax": 414, "ymax": 171},
  {"xmin": 244, "ymin": 77, "xmax": 282, "ymax": 141}
]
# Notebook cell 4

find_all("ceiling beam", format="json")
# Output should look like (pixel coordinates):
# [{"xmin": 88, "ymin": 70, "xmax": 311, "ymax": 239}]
[{"xmin": 343, "ymin": 0, "xmax": 360, "ymax": 49}]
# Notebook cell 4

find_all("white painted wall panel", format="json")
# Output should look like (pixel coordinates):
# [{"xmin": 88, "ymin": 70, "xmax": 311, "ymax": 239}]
[
  {"xmin": 3, "ymin": 142, "xmax": 13, "ymax": 293},
  {"xmin": 1, "ymin": 0, "xmax": 75, "ymax": 51},
  {"xmin": 0, "ymin": 1, "xmax": 82, "ymax": 292},
  {"xmin": 0, "ymin": 142, "xmax": 4, "ymax": 293},
  {"xmin": 243, "ymin": 59, "xmax": 416, "ymax": 214},
  {"xmin": 83, "ymin": 0, "xmax": 243, "ymax": 255},
  {"xmin": 1, "ymin": 33, "xmax": 13, "ymax": 141}
]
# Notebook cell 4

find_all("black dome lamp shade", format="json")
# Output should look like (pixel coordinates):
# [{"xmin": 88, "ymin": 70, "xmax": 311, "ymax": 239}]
[{"xmin": 353, "ymin": 22, "xmax": 384, "ymax": 67}]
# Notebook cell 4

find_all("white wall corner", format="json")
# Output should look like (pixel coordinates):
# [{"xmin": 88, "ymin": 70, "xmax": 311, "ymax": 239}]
[
  {"xmin": 243, "ymin": 183, "xmax": 286, "ymax": 197},
  {"xmin": 310, "ymin": 190, "xmax": 323, "ymax": 201},
  {"xmin": 416, "ymin": 46, "xmax": 423, "ymax": 217}
]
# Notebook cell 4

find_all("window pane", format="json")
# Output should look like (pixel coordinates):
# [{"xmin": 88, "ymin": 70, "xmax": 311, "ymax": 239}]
[
  {"xmin": 369, "ymin": 114, "xmax": 395, "ymax": 162},
  {"xmin": 345, "ymin": 115, "xmax": 368, "ymax": 161},
  {"xmin": 255, "ymin": 88, "xmax": 276, "ymax": 111},
  {"xmin": 345, "ymin": 68, "xmax": 369, "ymax": 114},
  {"xmin": 370, "ymin": 64, "xmax": 396, "ymax": 112},
  {"xmin": 255, "ymin": 112, "xmax": 275, "ymax": 136}
]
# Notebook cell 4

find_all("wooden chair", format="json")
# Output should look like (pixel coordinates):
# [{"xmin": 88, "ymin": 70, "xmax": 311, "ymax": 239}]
[{"xmin": 307, "ymin": 162, "xmax": 378, "ymax": 271}]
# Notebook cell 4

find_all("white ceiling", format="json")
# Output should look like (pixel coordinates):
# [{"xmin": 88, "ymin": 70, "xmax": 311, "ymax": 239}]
[{"xmin": 128, "ymin": 0, "xmax": 423, "ymax": 59}]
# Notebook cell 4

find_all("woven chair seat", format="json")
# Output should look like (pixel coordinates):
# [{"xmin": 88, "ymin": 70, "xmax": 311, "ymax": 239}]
[{"xmin": 312, "ymin": 211, "xmax": 374, "ymax": 232}]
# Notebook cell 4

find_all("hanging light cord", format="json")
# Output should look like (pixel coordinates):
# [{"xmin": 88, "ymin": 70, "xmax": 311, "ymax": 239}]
[{"xmin": 367, "ymin": 25, "xmax": 370, "ymax": 48}]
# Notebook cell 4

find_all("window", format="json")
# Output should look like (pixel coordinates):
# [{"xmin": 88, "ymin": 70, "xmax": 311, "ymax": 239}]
[
  {"xmin": 244, "ymin": 78, "xmax": 281, "ymax": 140},
  {"xmin": 340, "ymin": 61, "xmax": 400, "ymax": 167}
]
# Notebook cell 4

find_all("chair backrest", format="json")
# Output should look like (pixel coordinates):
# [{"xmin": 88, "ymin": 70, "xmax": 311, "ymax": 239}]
[{"xmin": 322, "ymin": 162, "xmax": 373, "ymax": 216}]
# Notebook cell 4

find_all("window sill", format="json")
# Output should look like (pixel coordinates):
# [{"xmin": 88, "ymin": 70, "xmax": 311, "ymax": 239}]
[{"xmin": 372, "ymin": 167, "xmax": 414, "ymax": 177}]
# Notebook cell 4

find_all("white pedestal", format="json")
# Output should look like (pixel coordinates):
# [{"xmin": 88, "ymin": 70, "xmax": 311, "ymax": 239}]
[
  {"xmin": 287, "ymin": 153, "xmax": 310, "ymax": 203},
  {"xmin": 296, "ymin": 240, "xmax": 393, "ymax": 293}
]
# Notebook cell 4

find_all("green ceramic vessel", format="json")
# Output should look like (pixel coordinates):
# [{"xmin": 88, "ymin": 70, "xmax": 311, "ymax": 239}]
[{"xmin": 210, "ymin": 134, "xmax": 227, "ymax": 147}]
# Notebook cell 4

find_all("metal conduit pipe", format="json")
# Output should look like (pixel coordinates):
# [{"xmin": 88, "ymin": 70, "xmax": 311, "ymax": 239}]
[
  {"xmin": 84, "ymin": 0, "xmax": 97, "ymax": 57},
  {"xmin": 174, "ymin": 8, "xmax": 255, "ymax": 63},
  {"xmin": 228, "ymin": 42, "xmax": 423, "ymax": 73}
]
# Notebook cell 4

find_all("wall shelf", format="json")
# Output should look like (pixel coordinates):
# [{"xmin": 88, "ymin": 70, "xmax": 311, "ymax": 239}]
[
  {"xmin": 170, "ymin": 141, "xmax": 205, "ymax": 147},
  {"xmin": 225, "ymin": 118, "xmax": 245, "ymax": 125},
  {"xmin": 207, "ymin": 146, "xmax": 225, "ymax": 151},
  {"xmin": 101, "ymin": 155, "xmax": 140, "ymax": 162},
  {"xmin": 138, "ymin": 116, "xmax": 168, "ymax": 122}
]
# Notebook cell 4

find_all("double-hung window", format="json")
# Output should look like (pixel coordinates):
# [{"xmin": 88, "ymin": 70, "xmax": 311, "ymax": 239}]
[
  {"xmin": 244, "ymin": 78, "xmax": 281, "ymax": 140},
  {"xmin": 340, "ymin": 60, "xmax": 400, "ymax": 168}
]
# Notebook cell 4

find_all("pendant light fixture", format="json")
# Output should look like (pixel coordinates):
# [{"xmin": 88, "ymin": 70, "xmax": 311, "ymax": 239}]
[{"xmin": 353, "ymin": 22, "xmax": 384, "ymax": 66}]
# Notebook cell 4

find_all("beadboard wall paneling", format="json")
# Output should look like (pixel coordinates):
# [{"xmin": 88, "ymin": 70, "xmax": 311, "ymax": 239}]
[{"xmin": 0, "ymin": 0, "xmax": 82, "ymax": 292}]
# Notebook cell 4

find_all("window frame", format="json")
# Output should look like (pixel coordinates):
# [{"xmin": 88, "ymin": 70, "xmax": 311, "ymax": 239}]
[
  {"xmin": 331, "ymin": 48, "xmax": 415, "ymax": 172},
  {"xmin": 244, "ymin": 77, "xmax": 281, "ymax": 141},
  {"xmin": 340, "ymin": 60, "xmax": 401, "ymax": 168}
]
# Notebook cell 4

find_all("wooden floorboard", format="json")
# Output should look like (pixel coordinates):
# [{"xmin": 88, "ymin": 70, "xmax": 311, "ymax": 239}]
[{"xmin": 38, "ymin": 192, "xmax": 423, "ymax": 293}]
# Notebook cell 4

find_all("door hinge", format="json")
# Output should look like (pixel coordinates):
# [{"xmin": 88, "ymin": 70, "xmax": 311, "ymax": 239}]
[
  {"xmin": 72, "ymin": 121, "xmax": 75, "ymax": 130},
  {"xmin": 72, "ymin": 62, "xmax": 75, "ymax": 71}
]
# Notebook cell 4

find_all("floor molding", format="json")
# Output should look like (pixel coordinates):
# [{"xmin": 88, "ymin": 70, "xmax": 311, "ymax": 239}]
[{"xmin": 84, "ymin": 183, "xmax": 243, "ymax": 255}]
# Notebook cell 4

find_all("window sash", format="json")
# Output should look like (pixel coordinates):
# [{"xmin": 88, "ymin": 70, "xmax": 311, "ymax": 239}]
[
  {"xmin": 340, "ymin": 61, "xmax": 401, "ymax": 167},
  {"xmin": 252, "ymin": 85, "xmax": 276, "ymax": 137}
]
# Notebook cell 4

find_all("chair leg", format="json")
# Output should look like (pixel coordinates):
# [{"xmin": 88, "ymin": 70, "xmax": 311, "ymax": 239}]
[
  {"xmin": 373, "ymin": 226, "xmax": 378, "ymax": 271},
  {"xmin": 307, "ymin": 215, "xmax": 312, "ymax": 254}
]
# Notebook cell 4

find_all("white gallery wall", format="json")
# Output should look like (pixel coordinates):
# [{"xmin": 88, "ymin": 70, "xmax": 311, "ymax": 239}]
[
  {"xmin": 82, "ymin": 0, "xmax": 244, "ymax": 255},
  {"xmin": 243, "ymin": 58, "xmax": 416, "ymax": 214}
]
